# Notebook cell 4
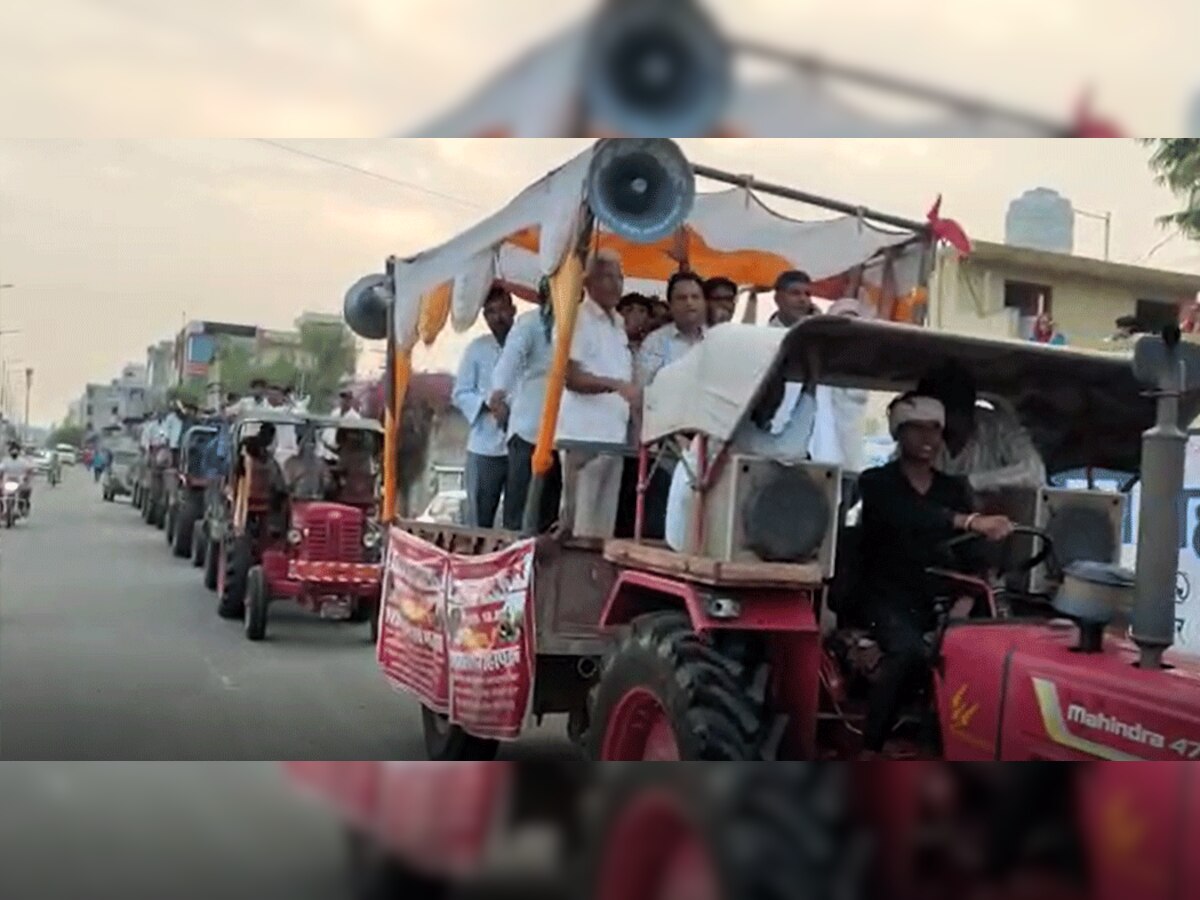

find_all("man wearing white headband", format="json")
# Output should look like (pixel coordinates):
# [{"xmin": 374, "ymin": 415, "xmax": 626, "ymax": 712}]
[{"xmin": 855, "ymin": 391, "xmax": 1014, "ymax": 759}]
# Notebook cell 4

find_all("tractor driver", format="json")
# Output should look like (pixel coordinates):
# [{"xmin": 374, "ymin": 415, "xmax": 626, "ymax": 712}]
[
  {"xmin": 857, "ymin": 393, "xmax": 1014, "ymax": 758},
  {"xmin": 329, "ymin": 428, "xmax": 375, "ymax": 504}
]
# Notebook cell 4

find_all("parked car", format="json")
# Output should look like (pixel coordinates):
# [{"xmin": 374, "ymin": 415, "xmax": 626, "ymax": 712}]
[{"xmin": 55, "ymin": 444, "xmax": 78, "ymax": 466}]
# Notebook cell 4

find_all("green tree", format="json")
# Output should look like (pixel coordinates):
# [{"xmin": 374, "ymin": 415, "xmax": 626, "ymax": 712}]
[
  {"xmin": 48, "ymin": 424, "xmax": 85, "ymax": 448},
  {"xmin": 297, "ymin": 322, "xmax": 357, "ymax": 412},
  {"xmin": 213, "ymin": 338, "xmax": 257, "ymax": 397},
  {"xmin": 1144, "ymin": 139, "xmax": 1200, "ymax": 239}
]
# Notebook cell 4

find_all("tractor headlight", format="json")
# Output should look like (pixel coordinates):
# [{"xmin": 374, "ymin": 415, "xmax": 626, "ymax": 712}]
[
  {"xmin": 363, "ymin": 528, "xmax": 382, "ymax": 549},
  {"xmin": 287, "ymin": 528, "xmax": 303, "ymax": 546}
]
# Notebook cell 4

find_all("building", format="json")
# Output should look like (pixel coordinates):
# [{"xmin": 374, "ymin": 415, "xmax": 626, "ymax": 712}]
[
  {"xmin": 928, "ymin": 240, "xmax": 1200, "ymax": 350},
  {"xmin": 77, "ymin": 363, "xmax": 150, "ymax": 435}
]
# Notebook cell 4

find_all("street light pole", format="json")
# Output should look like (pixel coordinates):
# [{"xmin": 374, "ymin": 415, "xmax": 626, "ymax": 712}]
[{"xmin": 24, "ymin": 366, "xmax": 32, "ymax": 441}]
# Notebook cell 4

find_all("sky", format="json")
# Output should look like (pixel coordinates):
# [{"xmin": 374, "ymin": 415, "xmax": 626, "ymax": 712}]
[{"xmin": 1, "ymin": 137, "xmax": 1198, "ymax": 426}]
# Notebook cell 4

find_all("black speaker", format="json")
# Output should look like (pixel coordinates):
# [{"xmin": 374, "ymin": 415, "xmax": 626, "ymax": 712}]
[
  {"xmin": 344, "ymin": 273, "xmax": 392, "ymax": 341},
  {"xmin": 586, "ymin": 138, "xmax": 696, "ymax": 244},
  {"xmin": 582, "ymin": 0, "xmax": 732, "ymax": 137}
]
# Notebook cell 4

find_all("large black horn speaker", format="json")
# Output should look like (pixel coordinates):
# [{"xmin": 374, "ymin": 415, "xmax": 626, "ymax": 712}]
[
  {"xmin": 586, "ymin": 138, "xmax": 696, "ymax": 244},
  {"xmin": 344, "ymin": 273, "xmax": 392, "ymax": 340},
  {"xmin": 582, "ymin": 0, "xmax": 732, "ymax": 137}
]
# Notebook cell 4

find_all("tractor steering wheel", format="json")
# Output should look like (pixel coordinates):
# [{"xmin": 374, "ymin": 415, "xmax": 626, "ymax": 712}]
[{"xmin": 937, "ymin": 525, "xmax": 1057, "ymax": 579}]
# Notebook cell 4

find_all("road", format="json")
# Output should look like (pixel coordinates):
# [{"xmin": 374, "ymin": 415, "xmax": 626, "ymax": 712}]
[
  {"xmin": 0, "ymin": 762, "xmax": 353, "ymax": 900},
  {"xmin": 0, "ymin": 469, "xmax": 576, "ymax": 760}
]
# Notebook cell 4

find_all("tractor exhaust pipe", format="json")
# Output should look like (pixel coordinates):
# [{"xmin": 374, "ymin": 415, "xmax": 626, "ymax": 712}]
[{"xmin": 1131, "ymin": 326, "xmax": 1189, "ymax": 669}]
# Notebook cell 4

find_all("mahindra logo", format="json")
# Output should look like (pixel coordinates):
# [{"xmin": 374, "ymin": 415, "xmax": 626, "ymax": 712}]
[{"xmin": 1067, "ymin": 704, "xmax": 1165, "ymax": 750}]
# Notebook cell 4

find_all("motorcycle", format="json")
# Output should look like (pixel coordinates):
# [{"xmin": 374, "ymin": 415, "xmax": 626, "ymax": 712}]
[{"xmin": 2, "ymin": 479, "xmax": 20, "ymax": 528}]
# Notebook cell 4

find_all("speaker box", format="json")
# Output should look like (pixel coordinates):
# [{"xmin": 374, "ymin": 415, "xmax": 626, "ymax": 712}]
[
  {"xmin": 702, "ymin": 455, "xmax": 841, "ymax": 578},
  {"xmin": 1030, "ymin": 488, "xmax": 1127, "ymax": 595}
]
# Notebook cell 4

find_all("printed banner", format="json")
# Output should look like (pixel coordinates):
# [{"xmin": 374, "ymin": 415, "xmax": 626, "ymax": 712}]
[
  {"xmin": 445, "ymin": 542, "xmax": 537, "ymax": 741},
  {"xmin": 378, "ymin": 529, "xmax": 451, "ymax": 714},
  {"xmin": 379, "ymin": 528, "xmax": 537, "ymax": 740}
]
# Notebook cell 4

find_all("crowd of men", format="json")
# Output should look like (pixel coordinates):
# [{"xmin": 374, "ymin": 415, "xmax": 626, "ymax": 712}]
[{"xmin": 452, "ymin": 254, "xmax": 879, "ymax": 537}]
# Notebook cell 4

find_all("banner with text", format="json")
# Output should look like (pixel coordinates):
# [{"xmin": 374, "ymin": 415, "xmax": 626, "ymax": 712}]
[{"xmin": 379, "ymin": 528, "xmax": 536, "ymax": 740}]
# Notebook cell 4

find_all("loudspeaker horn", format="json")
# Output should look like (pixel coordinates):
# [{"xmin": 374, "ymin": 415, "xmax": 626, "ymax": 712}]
[
  {"xmin": 582, "ymin": 0, "xmax": 732, "ymax": 138},
  {"xmin": 344, "ymin": 273, "xmax": 392, "ymax": 341},
  {"xmin": 586, "ymin": 138, "xmax": 696, "ymax": 244}
]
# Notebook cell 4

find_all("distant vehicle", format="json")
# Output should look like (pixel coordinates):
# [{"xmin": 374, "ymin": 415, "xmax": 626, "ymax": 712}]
[
  {"xmin": 55, "ymin": 445, "xmax": 78, "ymax": 466},
  {"xmin": 416, "ymin": 489, "xmax": 467, "ymax": 525},
  {"xmin": 29, "ymin": 450, "xmax": 51, "ymax": 474}
]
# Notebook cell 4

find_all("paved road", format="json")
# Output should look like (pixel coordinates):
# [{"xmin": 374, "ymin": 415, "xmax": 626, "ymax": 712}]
[
  {"xmin": 0, "ymin": 470, "xmax": 576, "ymax": 760},
  {"xmin": 0, "ymin": 762, "xmax": 353, "ymax": 900}
]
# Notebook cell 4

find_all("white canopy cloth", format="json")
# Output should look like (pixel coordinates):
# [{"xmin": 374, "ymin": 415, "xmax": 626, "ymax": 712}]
[
  {"xmin": 387, "ymin": 143, "xmax": 929, "ymax": 350},
  {"xmin": 642, "ymin": 324, "xmax": 789, "ymax": 444}
]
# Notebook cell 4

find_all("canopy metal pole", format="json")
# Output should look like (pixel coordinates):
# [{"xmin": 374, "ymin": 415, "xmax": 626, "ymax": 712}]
[
  {"xmin": 692, "ymin": 163, "xmax": 931, "ymax": 235},
  {"xmin": 734, "ymin": 41, "xmax": 1070, "ymax": 136}
]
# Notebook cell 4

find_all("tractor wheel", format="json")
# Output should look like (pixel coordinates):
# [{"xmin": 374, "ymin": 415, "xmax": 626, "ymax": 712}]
[
  {"xmin": 579, "ymin": 765, "xmax": 869, "ymax": 900},
  {"xmin": 153, "ymin": 499, "xmax": 166, "ymax": 530},
  {"xmin": 203, "ymin": 538, "xmax": 220, "ymax": 591},
  {"xmin": 345, "ymin": 828, "xmax": 449, "ymax": 900},
  {"xmin": 587, "ymin": 611, "xmax": 769, "ymax": 761},
  {"xmin": 4, "ymin": 506, "xmax": 13, "ymax": 529},
  {"xmin": 132, "ymin": 485, "xmax": 141, "ymax": 509},
  {"xmin": 140, "ymin": 492, "xmax": 151, "ymax": 523},
  {"xmin": 191, "ymin": 525, "xmax": 207, "ymax": 568},
  {"xmin": 173, "ymin": 495, "xmax": 200, "ymax": 559},
  {"xmin": 420, "ymin": 706, "xmax": 499, "ymax": 762},
  {"xmin": 165, "ymin": 504, "xmax": 176, "ymax": 546},
  {"xmin": 218, "ymin": 534, "xmax": 252, "ymax": 619},
  {"xmin": 244, "ymin": 565, "xmax": 269, "ymax": 641}
]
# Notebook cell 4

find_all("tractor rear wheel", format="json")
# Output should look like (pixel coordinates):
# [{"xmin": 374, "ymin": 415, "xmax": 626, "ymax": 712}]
[
  {"xmin": 203, "ymin": 537, "xmax": 220, "ymax": 590},
  {"xmin": 218, "ymin": 534, "xmax": 252, "ymax": 619},
  {"xmin": 173, "ymin": 494, "xmax": 200, "ymax": 559},
  {"xmin": 587, "ymin": 611, "xmax": 769, "ymax": 761},
  {"xmin": 579, "ymin": 765, "xmax": 869, "ymax": 900},
  {"xmin": 165, "ymin": 503, "xmax": 176, "ymax": 546},
  {"xmin": 244, "ymin": 565, "xmax": 268, "ymax": 641},
  {"xmin": 420, "ymin": 706, "xmax": 499, "ymax": 762}
]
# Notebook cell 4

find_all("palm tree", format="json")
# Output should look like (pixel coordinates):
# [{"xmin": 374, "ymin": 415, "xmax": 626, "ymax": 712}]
[{"xmin": 1144, "ymin": 139, "xmax": 1200, "ymax": 239}]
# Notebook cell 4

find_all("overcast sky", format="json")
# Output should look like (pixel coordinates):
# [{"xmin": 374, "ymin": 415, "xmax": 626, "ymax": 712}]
[{"xmin": 1, "ymin": 137, "xmax": 1197, "ymax": 426}]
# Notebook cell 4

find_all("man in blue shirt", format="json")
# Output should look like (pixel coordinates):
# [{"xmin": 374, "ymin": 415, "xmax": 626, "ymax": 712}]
[
  {"xmin": 453, "ymin": 286, "xmax": 516, "ymax": 528},
  {"xmin": 489, "ymin": 278, "xmax": 561, "ymax": 532}
]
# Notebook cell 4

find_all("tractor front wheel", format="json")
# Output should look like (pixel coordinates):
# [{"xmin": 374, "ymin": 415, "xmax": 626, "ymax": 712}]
[
  {"xmin": 173, "ymin": 494, "xmax": 200, "ymax": 559},
  {"xmin": 587, "ymin": 611, "xmax": 769, "ymax": 761},
  {"xmin": 203, "ymin": 537, "xmax": 220, "ymax": 591},
  {"xmin": 218, "ymin": 535, "xmax": 252, "ymax": 619},
  {"xmin": 191, "ymin": 525, "xmax": 207, "ymax": 568},
  {"xmin": 580, "ymin": 765, "xmax": 869, "ymax": 900},
  {"xmin": 345, "ymin": 829, "xmax": 448, "ymax": 900},
  {"xmin": 165, "ymin": 503, "xmax": 177, "ymax": 546},
  {"xmin": 420, "ymin": 706, "xmax": 499, "ymax": 762},
  {"xmin": 244, "ymin": 565, "xmax": 269, "ymax": 641}
]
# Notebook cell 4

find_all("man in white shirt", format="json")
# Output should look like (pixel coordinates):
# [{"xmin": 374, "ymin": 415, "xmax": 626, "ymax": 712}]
[
  {"xmin": 629, "ymin": 270, "xmax": 708, "ymax": 538},
  {"xmin": 635, "ymin": 271, "xmax": 707, "ymax": 387},
  {"xmin": 768, "ymin": 269, "xmax": 817, "ymax": 329},
  {"xmin": 453, "ymin": 286, "xmax": 516, "ymax": 528},
  {"xmin": 489, "ymin": 279, "xmax": 561, "ymax": 532},
  {"xmin": 556, "ymin": 249, "xmax": 639, "ymax": 539}
]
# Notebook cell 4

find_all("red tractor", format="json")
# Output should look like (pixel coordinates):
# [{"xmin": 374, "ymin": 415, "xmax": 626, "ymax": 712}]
[
  {"xmin": 287, "ymin": 760, "xmax": 1197, "ymax": 900},
  {"xmin": 238, "ymin": 416, "xmax": 386, "ymax": 642}
]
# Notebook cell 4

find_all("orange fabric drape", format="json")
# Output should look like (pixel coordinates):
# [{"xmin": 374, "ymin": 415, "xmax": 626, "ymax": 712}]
[
  {"xmin": 382, "ymin": 349, "xmax": 413, "ymax": 523},
  {"xmin": 531, "ymin": 252, "xmax": 586, "ymax": 477},
  {"xmin": 418, "ymin": 282, "xmax": 453, "ymax": 346}
]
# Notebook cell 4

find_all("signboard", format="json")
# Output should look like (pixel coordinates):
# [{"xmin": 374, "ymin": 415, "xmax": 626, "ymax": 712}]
[{"xmin": 378, "ymin": 528, "xmax": 536, "ymax": 740}]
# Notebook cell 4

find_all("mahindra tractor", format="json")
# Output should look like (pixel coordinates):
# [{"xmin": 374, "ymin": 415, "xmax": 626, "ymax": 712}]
[
  {"xmin": 582, "ymin": 318, "xmax": 1200, "ymax": 762},
  {"xmin": 164, "ymin": 423, "xmax": 217, "ymax": 559},
  {"xmin": 240, "ymin": 416, "xmax": 385, "ymax": 642},
  {"xmin": 287, "ymin": 760, "xmax": 1197, "ymax": 900}
]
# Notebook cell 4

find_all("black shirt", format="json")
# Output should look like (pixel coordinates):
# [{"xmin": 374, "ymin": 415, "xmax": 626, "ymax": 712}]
[{"xmin": 858, "ymin": 461, "xmax": 979, "ymax": 609}]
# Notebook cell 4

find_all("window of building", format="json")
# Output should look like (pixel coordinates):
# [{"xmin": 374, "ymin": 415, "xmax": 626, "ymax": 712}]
[
  {"xmin": 86, "ymin": 404, "xmax": 93, "ymax": 416},
  {"xmin": 1136, "ymin": 298, "xmax": 1179, "ymax": 331},
  {"xmin": 1004, "ymin": 281, "xmax": 1053, "ymax": 317}
]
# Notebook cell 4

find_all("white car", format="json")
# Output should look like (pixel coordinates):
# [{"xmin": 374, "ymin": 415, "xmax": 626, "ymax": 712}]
[{"xmin": 55, "ymin": 445, "xmax": 78, "ymax": 466}]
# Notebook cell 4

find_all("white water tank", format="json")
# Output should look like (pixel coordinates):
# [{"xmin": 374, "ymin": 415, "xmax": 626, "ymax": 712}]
[{"xmin": 1005, "ymin": 188, "xmax": 1075, "ymax": 254}]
